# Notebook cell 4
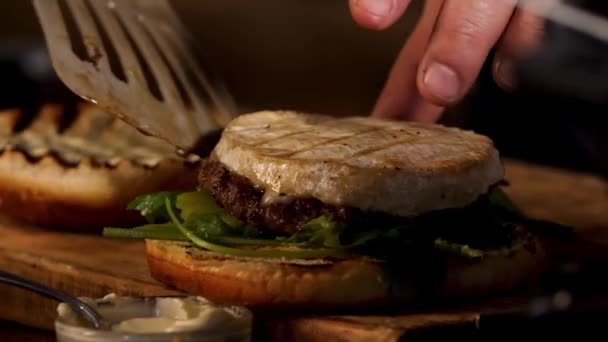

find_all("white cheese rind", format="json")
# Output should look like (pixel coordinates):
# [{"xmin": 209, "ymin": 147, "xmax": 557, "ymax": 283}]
[{"xmin": 214, "ymin": 111, "xmax": 504, "ymax": 217}]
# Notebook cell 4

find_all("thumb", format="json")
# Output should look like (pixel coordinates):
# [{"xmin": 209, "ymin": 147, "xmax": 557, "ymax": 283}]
[{"xmin": 349, "ymin": 0, "xmax": 411, "ymax": 30}]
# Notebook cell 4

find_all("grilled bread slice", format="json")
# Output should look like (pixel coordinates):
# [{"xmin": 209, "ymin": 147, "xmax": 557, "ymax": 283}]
[
  {"xmin": 214, "ymin": 110, "xmax": 504, "ymax": 217},
  {"xmin": 0, "ymin": 104, "xmax": 198, "ymax": 231}
]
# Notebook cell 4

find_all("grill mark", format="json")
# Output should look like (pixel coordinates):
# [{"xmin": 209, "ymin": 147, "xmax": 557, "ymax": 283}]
[
  {"xmin": 65, "ymin": 107, "xmax": 114, "ymax": 140},
  {"xmin": 2, "ymin": 105, "xmax": 180, "ymax": 168},
  {"xmin": 227, "ymin": 115, "xmax": 335, "ymax": 134},
  {"xmin": 226, "ymin": 124, "xmax": 287, "ymax": 133},
  {"xmin": 352, "ymin": 132, "xmax": 446, "ymax": 158},
  {"xmin": 249, "ymin": 128, "xmax": 318, "ymax": 147},
  {"xmin": 246, "ymin": 118, "xmax": 343, "ymax": 147},
  {"xmin": 28, "ymin": 105, "xmax": 63, "ymax": 134},
  {"xmin": 0, "ymin": 110, "xmax": 22, "ymax": 136},
  {"xmin": 277, "ymin": 127, "xmax": 382, "ymax": 158},
  {"xmin": 231, "ymin": 115, "xmax": 484, "ymax": 164},
  {"xmin": 285, "ymin": 128, "xmax": 420, "ymax": 161}
]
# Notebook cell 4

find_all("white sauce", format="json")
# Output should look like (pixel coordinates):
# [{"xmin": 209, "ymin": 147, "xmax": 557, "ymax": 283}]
[{"xmin": 57, "ymin": 294, "xmax": 247, "ymax": 334}]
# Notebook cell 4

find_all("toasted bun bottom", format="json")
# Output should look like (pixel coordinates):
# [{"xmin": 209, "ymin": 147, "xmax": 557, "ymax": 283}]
[
  {"xmin": 145, "ymin": 234, "xmax": 545, "ymax": 309},
  {"xmin": 0, "ymin": 151, "xmax": 197, "ymax": 231}
]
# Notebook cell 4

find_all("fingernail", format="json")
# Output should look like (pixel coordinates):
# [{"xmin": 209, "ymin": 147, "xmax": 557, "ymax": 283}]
[
  {"xmin": 355, "ymin": 0, "xmax": 393, "ymax": 17},
  {"xmin": 423, "ymin": 62, "xmax": 460, "ymax": 102},
  {"xmin": 496, "ymin": 58, "xmax": 516, "ymax": 89}
]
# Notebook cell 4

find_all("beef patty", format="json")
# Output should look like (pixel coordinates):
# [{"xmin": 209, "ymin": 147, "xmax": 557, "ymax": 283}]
[
  {"xmin": 197, "ymin": 157, "xmax": 516, "ymax": 250},
  {"xmin": 198, "ymin": 157, "xmax": 363, "ymax": 234}
]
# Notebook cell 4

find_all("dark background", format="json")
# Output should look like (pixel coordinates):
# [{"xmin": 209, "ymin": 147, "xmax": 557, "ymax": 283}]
[{"xmin": 0, "ymin": 0, "xmax": 605, "ymax": 177}]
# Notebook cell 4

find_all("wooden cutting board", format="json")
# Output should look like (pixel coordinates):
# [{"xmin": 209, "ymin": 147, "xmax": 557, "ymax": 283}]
[{"xmin": 0, "ymin": 159, "xmax": 606, "ymax": 340}]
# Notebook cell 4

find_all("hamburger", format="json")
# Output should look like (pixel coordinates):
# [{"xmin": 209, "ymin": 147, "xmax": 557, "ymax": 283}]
[{"xmin": 104, "ymin": 110, "xmax": 545, "ymax": 308}]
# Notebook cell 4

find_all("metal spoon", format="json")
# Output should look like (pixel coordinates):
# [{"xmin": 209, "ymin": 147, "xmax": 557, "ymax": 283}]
[{"xmin": 0, "ymin": 270, "xmax": 106, "ymax": 329}]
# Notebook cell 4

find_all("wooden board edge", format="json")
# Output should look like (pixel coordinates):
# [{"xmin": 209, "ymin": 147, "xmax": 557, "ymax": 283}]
[{"xmin": 0, "ymin": 248, "xmax": 181, "ymax": 330}]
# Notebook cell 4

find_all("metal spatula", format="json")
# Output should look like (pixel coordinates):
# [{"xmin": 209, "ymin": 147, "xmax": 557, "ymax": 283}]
[{"xmin": 32, "ymin": 0, "xmax": 237, "ymax": 155}]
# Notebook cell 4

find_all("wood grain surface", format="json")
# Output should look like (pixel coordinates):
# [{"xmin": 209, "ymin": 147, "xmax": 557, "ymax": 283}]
[{"xmin": 0, "ymin": 159, "xmax": 605, "ymax": 340}]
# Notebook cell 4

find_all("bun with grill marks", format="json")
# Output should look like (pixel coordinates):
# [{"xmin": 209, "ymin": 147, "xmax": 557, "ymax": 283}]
[{"xmin": 0, "ymin": 104, "xmax": 197, "ymax": 230}]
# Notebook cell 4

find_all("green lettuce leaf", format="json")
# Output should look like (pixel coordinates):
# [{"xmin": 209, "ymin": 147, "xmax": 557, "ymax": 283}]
[
  {"xmin": 165, "ymin": 198, "xmax": 347, "ymax": 259},
  {"xmin": 103, "ymin": 223, "xmax": 187, "ymax": 241},
  {"xmin": 109, "ymin": 189, "xmax": 500, "ymax": 261},
  {"xmin": 488, "ymin": 186, "xmax": 520, "ymax": 214},
  {"xmin": 283, "ymin": 215, "xmax": 345, "ymax": 248},
  {"xmin": 175, "ymin": 191, "xmax": 223, "ymax": 221},
  {"xmin": 189, "ymin": 213, "xmax": 234, "ymax": 238},
  {"xmin": 433, "ymin": 238, "xmax": 483, "ymax": 260},
  {"xmin": 127, "ymin": 192, "xmax": 183, "ymax": 223}
]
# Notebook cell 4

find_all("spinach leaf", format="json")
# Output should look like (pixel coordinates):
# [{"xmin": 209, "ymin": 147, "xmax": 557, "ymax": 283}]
[
  {"xmin": 284, "ymin": 215, "xmax": 345, "ymax": 248},
  {"xmin": 433, "ymin": 238, "xmax": 483, "ymax": 260},
  {"xmin": 488, "ymin": 186, "xmax": 520, "ymax": 214},
  {"xmin": 127, "ymin": 191, "xmax": 183, "ymax": 223},
  {"xmin": 175, "ymin": 191, "xmax": 223, "ymax": 221},
  {"xmin": 116, "ymin": 189, "xmax": 498, "ymax": 261},
  {"xmin": 189, "ymin": 213, "xmax": 234, "ymax": 238}
]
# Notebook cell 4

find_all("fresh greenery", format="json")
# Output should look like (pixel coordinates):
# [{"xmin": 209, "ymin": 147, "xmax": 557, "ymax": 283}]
[
  {"xmin": 488, "ymin": 187, "xmax": 520, "ymax": 214},
  {"xmin": 165, "ymin": 197, "xmax": 346, "ymax": 259},
  {"xmin": 104, "ymin": 187, "xmax": 516, "ymax": 260},
  {"xmin": 127, "ymin": 191, "xmax": 182, "ymax": 223},
  {"xmin": 282, "ymin": 215, "xmax": 345, "ymax": 248},
  {"xmin": 433, "ymin": 238, "xmax": 483, "ymax": 260}
]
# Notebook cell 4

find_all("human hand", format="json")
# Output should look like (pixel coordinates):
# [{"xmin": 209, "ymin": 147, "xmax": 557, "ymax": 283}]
[{"xmin": 349, "ymin": 0, "xmax": 549, "ymax": 122}]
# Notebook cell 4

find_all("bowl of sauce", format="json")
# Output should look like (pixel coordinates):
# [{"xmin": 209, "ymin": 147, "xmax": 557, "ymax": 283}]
[{"xmin": 55, "ymin": 293, "xmax": 252, "ymax": 342}]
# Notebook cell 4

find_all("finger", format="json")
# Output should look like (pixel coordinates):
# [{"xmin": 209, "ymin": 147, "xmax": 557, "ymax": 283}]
[
  {"xmin": 372, "ymin": 0, "xmax": 445, "ymax": 121},
  {"xmin": 406, "ymin": 100, "xmax": 445, "ymax": 123},
  {"xmin": 417, "ymin": 0, "xmax": 516, "ymax": 106},
  {"xmin": 493, "ymin": 2, "xmax": 552, "ymax": 90},
  {"xmin": 349, "ymin": 0, "xmax": 411, "ymax": 30}
]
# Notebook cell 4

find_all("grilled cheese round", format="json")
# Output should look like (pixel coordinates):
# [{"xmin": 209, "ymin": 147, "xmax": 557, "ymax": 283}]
[{"xmin": 214, "ymin": 111, "xmax": 504, "ymax": 217}]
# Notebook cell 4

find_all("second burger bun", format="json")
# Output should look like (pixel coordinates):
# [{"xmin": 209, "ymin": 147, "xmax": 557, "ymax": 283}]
[
  {"xmin": 0, "ymin": 150, "xmax": 196, "ymax": 231},
  {"xmin": 0, "ymin": 105, "xmax": 198, "ymax": 231}
]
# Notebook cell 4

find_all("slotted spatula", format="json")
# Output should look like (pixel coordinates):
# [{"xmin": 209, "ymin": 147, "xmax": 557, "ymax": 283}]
[{"xmin": 32, "ymin": 0, "xmax": 237, "ymax": 156}]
